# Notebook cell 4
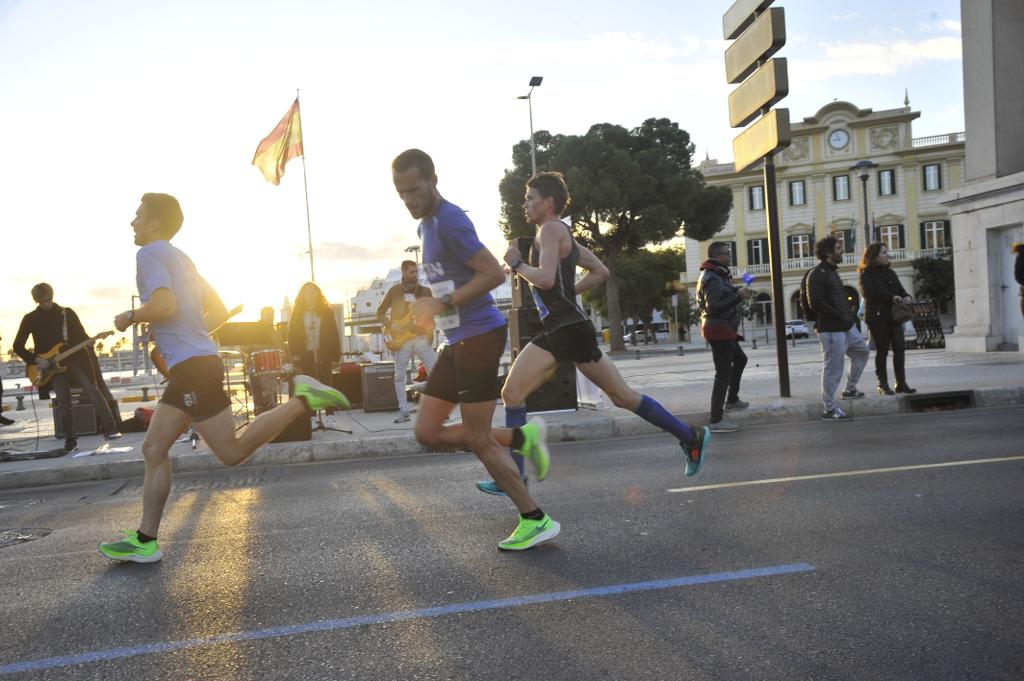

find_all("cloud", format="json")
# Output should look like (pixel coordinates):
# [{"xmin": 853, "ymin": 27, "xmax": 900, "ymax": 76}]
[
  {"xmin": 831, "ymin": 12, "xmax": 859, "ymax": 21},
  {"xmin": 792, "ymin": 36, "xmax": 961, "ymax": 81},
  {"xmin": 919, "ymin": 18, "xmax": 961, "ymax": 34},
  {"xmin": 316, "ymin": 242, "xmax": 405, "ymax": 261}
]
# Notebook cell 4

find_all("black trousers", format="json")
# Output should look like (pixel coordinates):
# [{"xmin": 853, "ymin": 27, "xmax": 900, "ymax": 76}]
[
  {"xmin": 867, "ymin": 320, "xmax": 906, "ymax": 385},
  {"xmin": 51, "ymin": 363, "xmax": 117, "ymax": 439},
  {"xmin": 709, "ymin": 338, "xmax": 748, "ymax": 420}
]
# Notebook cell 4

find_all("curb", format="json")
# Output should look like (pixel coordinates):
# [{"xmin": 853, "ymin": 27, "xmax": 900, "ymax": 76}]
[{"xmin": 1, "ymin": 386, "xmax": 1021, "ymax": 492}]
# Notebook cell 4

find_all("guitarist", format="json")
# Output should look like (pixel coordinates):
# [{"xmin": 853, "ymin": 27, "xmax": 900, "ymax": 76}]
[
  {"xmin": 376, "ymin": 260, "xmax": 437, "ymax": 423},
  {"xmin": 12, "ymin": 283, "xmax": 122, "ymax": 451}
]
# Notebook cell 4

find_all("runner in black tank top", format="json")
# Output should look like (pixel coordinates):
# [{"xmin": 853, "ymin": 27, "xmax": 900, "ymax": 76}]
[{"xmin": 482, "ymin": 172, "xmax": 713, "ymax": 506}]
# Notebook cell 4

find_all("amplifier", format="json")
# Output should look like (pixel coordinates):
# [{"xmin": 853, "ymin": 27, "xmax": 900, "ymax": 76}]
[
  {"xmin": 526, "ymin": 362, "xmax": 578, "ymax": 412},
  {"xmin": 271, "ymin": 411, "xmax": 312, "ymax": 442},
  {"xmin": 332, "ymin": 363, "xmax": 365, "ymax": 408},
  {"xmin": 510, "ymin": 236, "xmax": 537, "ymax": 309},
  {"xmin": 361, "ymin": 363, "xmax": 399, "ymax": 412},
  {"xmin": 508, "ymin": 307, "xmax": 543, "ymax": 358},
  {"xmin": 52, "ymin": 389, "xmax": 100, "ymax": 437}
]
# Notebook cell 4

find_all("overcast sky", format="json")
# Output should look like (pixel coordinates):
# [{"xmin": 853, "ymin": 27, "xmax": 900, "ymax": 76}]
[{"xmin": 0, "ymin": 0, "xmax": 963, "ymax": 355}]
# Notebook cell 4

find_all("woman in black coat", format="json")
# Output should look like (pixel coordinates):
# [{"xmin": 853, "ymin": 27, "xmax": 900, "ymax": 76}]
[
  {"xmin": 287, "ymin": 282, "xmax": 341, "ymax": 383},
  {"xmin": 859, "ymin": 243, "xmax": 915, "ymax": 395}
]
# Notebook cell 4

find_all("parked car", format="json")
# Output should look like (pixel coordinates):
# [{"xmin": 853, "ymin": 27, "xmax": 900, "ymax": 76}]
[{"xmin": 785, "ymin": 319, "xmax": 810, "ymax": 339}]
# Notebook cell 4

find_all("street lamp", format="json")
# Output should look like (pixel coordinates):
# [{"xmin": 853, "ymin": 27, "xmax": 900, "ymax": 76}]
[
  {"xmin": 404, "ymin": 244, "xmax": 420, "ymax": 263},
  {"xmin": 517, "ymin": 76, "xmax": 543, "ymax": 176},
  {"xmin": 850, "ymin": 159, "xmax": 878, "ymax": 248}
]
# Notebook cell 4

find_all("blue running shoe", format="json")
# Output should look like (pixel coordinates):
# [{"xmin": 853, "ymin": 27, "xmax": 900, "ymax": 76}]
[
  {"xmin": 476, "ymin": 478, "xmax": 528, "ymax": 497},
  {"xmin": 684, "ymin": 426, "xmax": 711, "ymax": 477}
]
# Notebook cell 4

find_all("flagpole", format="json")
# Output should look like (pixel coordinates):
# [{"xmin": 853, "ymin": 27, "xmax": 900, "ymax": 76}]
[{"xmin": 296, "ymin": 88, "xmax": 315, "ymax": 283}]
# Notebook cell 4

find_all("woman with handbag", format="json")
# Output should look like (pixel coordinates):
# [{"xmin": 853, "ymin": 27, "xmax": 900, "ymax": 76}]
[{"xmin": 859, "ymin": 243, "xmax": 916, "ymax": 395}]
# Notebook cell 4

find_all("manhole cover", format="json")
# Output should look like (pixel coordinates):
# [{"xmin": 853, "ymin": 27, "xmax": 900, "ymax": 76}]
[
  {"xmin": 0, "ymin": 528, "xmax": 51, "ymax": 549},
  {"xmin": 0, "ymin": 498, "xmax": 46, "ymax": 512}
]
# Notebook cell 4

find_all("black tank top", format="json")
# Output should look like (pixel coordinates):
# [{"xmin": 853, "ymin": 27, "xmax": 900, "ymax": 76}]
[{"xmin": 528, "ymin": 224, "xmax": 588, "ymax": 332}]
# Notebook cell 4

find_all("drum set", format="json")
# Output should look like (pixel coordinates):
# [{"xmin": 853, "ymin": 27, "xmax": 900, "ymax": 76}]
[{"xmin": 247, "ymin": 348, "xmax": 288, "ymax": 415}]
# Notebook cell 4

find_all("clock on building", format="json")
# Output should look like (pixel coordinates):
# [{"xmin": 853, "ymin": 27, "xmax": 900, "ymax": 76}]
[{"xmin": 828, "ymin": 129, "xmax": 850, "ymax": 150}]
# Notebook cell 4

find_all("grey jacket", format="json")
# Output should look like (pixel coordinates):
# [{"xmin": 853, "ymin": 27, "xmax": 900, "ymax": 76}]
[{"xmin": 696, "ymin": 261, "xmax": 742, "ymax": 330}]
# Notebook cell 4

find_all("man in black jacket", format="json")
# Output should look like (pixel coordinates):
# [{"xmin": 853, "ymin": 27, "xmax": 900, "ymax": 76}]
[
  {"xmin": 13, "ymin": 283, "xmax": 122, "ymax": 451},
  {"xmin": 806, "ymin": 237, "xmax": 869, "ymax": 421},
  {"xmin": 696, "ymin": 241, "xmax": 750, "ymax": 432}
]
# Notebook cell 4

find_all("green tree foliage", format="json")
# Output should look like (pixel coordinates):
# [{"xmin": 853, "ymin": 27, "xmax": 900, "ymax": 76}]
[
  {"xmin": 499, "ymin": 118, "xmax": 732, "ymax": 351},
  {"xmin": 582, "ymin": 249, "xmax": 686, "ymax": 345},
  {"xmin": 911, "ymin": 254, "xmax": 955, "ymax": 305}
]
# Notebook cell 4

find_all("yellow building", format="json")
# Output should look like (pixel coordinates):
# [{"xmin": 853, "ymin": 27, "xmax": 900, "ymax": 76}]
[{"xmin": 686, "ymin": 101, "xmax": 965, "ymax": 323}]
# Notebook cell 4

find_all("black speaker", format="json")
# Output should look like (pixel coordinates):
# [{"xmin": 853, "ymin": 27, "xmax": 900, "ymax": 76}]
[
  {"xmin": 361, "ymin": 363, "xmax": 400, "ymax": 412},
  {"xmin": 508, "ymin": 307, "xmax": 543, "ymax": 357},
  {"xmin": 52, "ymin": 388, "xmax": 99, "ymax": 437},
  {"xmin": 526, "ymin": 362, "xmax": 578, "ymax": 412},
  {"xmin": 332, "ymin": 364, "xmax": 364, "ymax": 408},
  {"xmin": 271, "ymin": 411, "xmax": 312, "ymax": 442},
  {"xmin": 510, "ymin": 236, "xmax": 537, "ymax": 309}
]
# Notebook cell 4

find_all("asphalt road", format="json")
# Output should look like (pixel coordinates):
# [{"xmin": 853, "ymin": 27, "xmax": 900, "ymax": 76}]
[{"xmin": 1, "ymin": 406, "xmax": 1022, "ymax": 680}]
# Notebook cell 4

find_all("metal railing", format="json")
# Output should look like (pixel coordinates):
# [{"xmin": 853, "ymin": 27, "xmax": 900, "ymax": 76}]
[
  {"xmin": 726, "ymin": 247, "xmax": 953, "ymax": 280},
  {"xmin": 911, "ymin": 132, "xmax": 965, "ymax": 148}
]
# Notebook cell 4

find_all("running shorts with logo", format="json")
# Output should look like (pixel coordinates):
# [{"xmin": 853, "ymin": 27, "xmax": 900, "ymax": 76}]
[
  {"xmin": 423, "ymin": 325, "xmax": 508, "ymax": 404},
  {"xmin": 530, "ymin": 319, "xmax": 603, "ymax": 364},
  {"xmin": 160, "ymin": 355, "xmax": 230, "ymax": 422}
]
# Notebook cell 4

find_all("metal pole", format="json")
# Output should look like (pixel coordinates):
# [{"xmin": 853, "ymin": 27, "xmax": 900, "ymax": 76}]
[
  {"xmin": 763, "ymin": 155, "xmax": 791, "ymax": 397},
  {"xmin": 528, "ymin": 93, "xmax": 537, "ymax": 177},
  {"xmin": 296, "ymin": 89, "xmax": 315, "ymax": 282},
  {"xmin": 860, "ymin": 175, "xmax": 870, "ymax": 246}
]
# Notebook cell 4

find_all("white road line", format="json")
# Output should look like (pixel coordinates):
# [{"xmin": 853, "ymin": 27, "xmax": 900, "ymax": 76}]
[{"xmin": 668, "ymin": 456, "xmax": 1024, "ymax": 493}]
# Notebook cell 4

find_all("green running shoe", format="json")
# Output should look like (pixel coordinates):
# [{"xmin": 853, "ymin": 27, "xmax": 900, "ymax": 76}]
[
  {"xmin": 498, "ymin": 513, "xmax": 560, "ymax": 551},
  {"xmin": 517, "ymin": 417, "xmax": 550, "ymax": 481},
  {"xmin": 98, "ymin": 530, "xmax": 162, "ymax": 563},
  {"xmin": 293, "ymin": 375, "xmax": 351, "ymax": 411},
  {"xmin": 684, "ymin": 426, "xmax": 711, "ymax": 477}
]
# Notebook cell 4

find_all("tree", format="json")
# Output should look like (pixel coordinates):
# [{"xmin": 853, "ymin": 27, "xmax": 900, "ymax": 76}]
[
  {"xmin": 583, "ymin": 249, "xmax": 686, "ymax": 345},
  {"xmin": 499, "ymin": 118, "xmax": 732, "ymax": 351},
  {"xmin": 912, "ymin": 254, "xmax": 955, "ymax": 310}
]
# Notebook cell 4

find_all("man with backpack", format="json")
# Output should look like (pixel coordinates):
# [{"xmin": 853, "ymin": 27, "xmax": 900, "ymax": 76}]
[{"xmin": 802, "ymin": 236, "xmax": 869, "ymax": 421}]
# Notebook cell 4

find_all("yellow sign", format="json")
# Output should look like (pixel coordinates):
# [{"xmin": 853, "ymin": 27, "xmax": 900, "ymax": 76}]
[{"xmin": 732, "ymin": 108, "xmax": 791, "ymax": 172}]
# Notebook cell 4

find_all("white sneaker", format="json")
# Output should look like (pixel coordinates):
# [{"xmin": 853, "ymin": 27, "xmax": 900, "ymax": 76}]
[{"xmin": 708, "ymin": 418, "xmax": 739, "ymax": 433}]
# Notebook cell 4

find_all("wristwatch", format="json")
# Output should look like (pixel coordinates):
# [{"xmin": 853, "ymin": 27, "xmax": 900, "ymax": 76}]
[
  {"xmin": 441, "ymin": 293, "xmax": 454, "ymax": 307},
  {"xmin": 508, "ymin": 258, "xmax": 523, "ymax": 272}
]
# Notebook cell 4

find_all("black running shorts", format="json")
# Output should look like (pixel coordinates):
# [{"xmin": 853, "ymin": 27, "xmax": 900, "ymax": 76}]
[
  {"xmin": 423, "ymin": 324, "xmax": 508, "ymax": 404},
  {"xmin": 530, "ymin": 320, "xmax": 603, "ymax": 364},
  {"xmin": 160, "ymin": 355, "xmax": 231, "ymax": 422}
]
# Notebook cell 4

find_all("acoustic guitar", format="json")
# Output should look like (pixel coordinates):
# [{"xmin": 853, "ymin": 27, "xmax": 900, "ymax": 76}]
[
  {"xmin": 149, "ymin": 304, "xmax": 243, "ymax": 380},
  {"xmin": 27, "ymin": 331, "xmax": 115, "ymax": 388},
  {"xmin": 384, "ymin": 311, "xmax": 433, "ymax": 351}
]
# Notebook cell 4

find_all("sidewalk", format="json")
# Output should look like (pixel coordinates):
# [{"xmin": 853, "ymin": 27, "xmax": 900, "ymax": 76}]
[{"xmin": 1, "ymin": 341, "xmax": 1022, "ymax": 491}]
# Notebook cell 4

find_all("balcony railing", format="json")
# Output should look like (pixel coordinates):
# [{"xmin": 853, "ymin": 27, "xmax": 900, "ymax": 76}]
[
  {"xmin": 714, "ymin": 247, "xmax": 952, "ymax": 281},
  {"xmin": 911, "ymin": 132, "xmax": 965, "ymax": 148}
]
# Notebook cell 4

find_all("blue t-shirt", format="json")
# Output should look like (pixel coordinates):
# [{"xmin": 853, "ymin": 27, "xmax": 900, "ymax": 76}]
[
  {"xmin": 136, "ymin": 240, "xmax": 218, "ymax": 369},
  {"xmin": 418, "ymin": 199, "xmax": 506, "ymax": 344}
]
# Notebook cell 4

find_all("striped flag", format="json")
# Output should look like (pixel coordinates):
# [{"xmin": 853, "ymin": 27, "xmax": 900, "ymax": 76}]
[{"xmin": 252, "ymin": 99, "xmax": 303, "ymax": 185}]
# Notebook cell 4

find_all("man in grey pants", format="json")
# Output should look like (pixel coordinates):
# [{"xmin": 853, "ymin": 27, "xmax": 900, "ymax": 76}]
[{"xmin": 806, "ymin": 236, "xmax": 869, "ymax": 421}]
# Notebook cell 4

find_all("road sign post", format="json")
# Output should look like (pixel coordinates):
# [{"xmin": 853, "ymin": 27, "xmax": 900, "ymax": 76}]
[{"xmin": 723, "ymin": 0, "xmax": 792, "ymax": 397}]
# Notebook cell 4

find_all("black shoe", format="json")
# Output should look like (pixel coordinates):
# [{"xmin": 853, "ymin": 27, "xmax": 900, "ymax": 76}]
[
  {"xmin": 877, "ymin": 384, "xmax": 895, "ymax": 396},
  {"xmin": 841, "ymin": 389, "xmax": 865, "ymax": 399},
  {"xmin": 821, "ymin": 409, "xmax": 853, "ymax": 421},
  {"xmin": 894, "ymin": 384, "xmax": 917, "ymax": 394},
  {"xmin": 0, "ymin": 415, "xmax": 14, "ymax": 426},
  {"xmin": 64, "ymin": 438, "xmax": 78, "ymax": 453}
]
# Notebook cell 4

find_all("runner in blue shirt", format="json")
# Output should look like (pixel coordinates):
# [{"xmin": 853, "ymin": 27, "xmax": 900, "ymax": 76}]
[
  {"xmin": 99, "ymin": 193, "xmax": 350, "ymax": 563},
  {"xmin": 392, "ymin": 149, "xmax": 558, "ymax": 551}
]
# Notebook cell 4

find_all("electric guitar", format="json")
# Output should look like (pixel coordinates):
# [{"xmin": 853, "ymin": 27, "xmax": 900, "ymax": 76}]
[
  {"xmin": 27, "ymin": 331, "xmax": 115, "ymax": 388},
  {"xmin": 149, "ymin": 304, "xmax": 243, "ymax": 380},
  {"xmin": 384, "ymin": 311, "xmax": 433, "ymax": 351}
]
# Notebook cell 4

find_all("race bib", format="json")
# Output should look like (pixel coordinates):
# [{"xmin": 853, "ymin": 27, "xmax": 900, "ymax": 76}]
[{"xmin": 429, "ymin": 280, "xmax": 460, "ymax": 330}]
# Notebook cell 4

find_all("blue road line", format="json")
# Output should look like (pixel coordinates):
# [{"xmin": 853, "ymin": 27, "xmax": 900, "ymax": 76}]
[{"xmin": 0, "ymin": 562, "xmax": 814, "ymax": 675}]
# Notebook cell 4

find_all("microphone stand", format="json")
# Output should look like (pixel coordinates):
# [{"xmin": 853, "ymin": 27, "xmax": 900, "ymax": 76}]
[{"xmin": 309, "ymin": 334, "xmax": 351, "ymax": 435}]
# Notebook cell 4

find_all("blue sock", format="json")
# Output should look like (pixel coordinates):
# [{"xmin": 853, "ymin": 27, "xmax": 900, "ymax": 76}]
[
  {"xmin": 634, "ymin": 395, "xmax": 696, "ymax": 444},
  {"xmin": 505, "ymin": 405, "xmax": 528, "ymax": 478}
]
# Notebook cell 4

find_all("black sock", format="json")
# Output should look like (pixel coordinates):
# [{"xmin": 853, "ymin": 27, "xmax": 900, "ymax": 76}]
[
  {"xmin": 510, "ymin": 427, "xmax": 525, "ymax": 450},
  {"xmin": 136, "ymin": 531, "xmax": 157, "ymax": 544},
  {"xmin": 521, "ymin": 508, "xmax": 545, "ymax": 521}
]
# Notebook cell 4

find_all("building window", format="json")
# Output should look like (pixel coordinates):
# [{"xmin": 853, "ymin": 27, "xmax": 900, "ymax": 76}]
[
  {"xmin": 921, "ymin": 220, "xmax": 950, "ymax": 249},
  {"xmin": 749, "ymin": 185, "xmax": 764, "ymax": 211},
  {"xmin": 879, "ymin": 224, "xmax": 905, "ymax": 251},
  {"xmin": 923, "ymin": 164, "xmax": 942, "ymax": 191},
  {"xmin": 788, "ymin": 180, "xmax": 806, "ymax": 206},
  {"xmin": 833, "ymin": 229, "xmax": 855, "ymax": 253},
  {"xmin": 788, "ymin": 233, "xmax": 812, "ymax": 259},
  {"xmin": 832, "ymin": 175, "xmax": 850, "ymax": 201},
  {"xmin": 878, "ymin": 169, "xmax": 896, "ymax": 196},
  {"xmin": 747, "ymin": 238, "xmax": 768, "ymax": 265}
]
